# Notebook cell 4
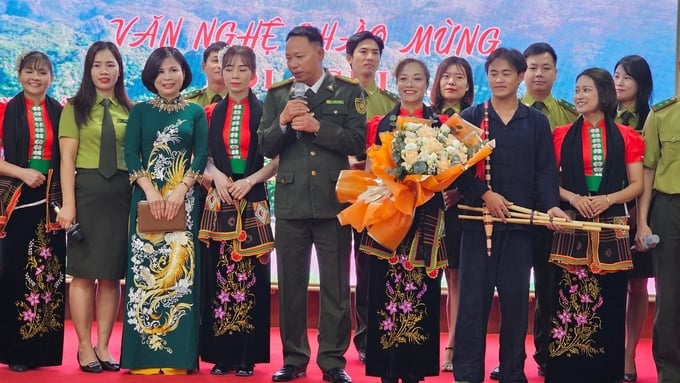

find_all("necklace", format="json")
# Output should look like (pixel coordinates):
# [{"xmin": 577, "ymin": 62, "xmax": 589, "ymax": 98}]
[{"xmin": 149, "ymin": 96, "xmax": 189, "ymax": 112}]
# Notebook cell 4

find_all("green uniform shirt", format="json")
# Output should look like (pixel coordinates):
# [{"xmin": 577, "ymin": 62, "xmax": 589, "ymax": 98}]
[
  {"xmin": 439, "ymin": 103, "xmax": 462, "ymax": 116},
  {"xmin": 616, "ymin": 106, "xmax": 640, "ymax": 132},
  {"xmin": 58, "ymin": 96, "xmax": 129, "ymax": 170},
  {"xmin": 184, "ymin": 87, "xmax": 228, "ymax": 107},
  {"xmin": 521, "ymin": 94, "xmax": 578, "ymax": 130},
  {"xmin": 642, "ymin": 97, "xmax": 680, "ymax": 194},
  {"xmin": 363, "ymin": 82, "xmax": 397, "ymax": 119}
]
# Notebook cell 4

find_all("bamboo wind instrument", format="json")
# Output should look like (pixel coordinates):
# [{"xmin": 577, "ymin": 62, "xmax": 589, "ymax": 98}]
[{"xmin": 457, "ymin": 204, "xmax": 630, "ymax": 232}]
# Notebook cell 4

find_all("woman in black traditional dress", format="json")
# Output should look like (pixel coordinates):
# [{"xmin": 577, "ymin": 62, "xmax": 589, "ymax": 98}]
[
  {"xmin": 361, "ymin": 58, "xmax": 447, "ymax": 383},
  {"xmin": 198, "ymin": 45, "xmax": 278, "ymax": 377},
  {"xmin": 546, "ymin": 68, "xmax": 644, "ymax": 383},
  {"xmin": 0, "ymin": 51, "xmax": 65, "ymax": 372}
]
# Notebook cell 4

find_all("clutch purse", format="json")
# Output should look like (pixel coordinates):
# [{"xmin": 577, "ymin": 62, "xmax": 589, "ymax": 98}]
[{"xmin": 137, "ymin": 201, "xmax": 186, "ymax": 233}]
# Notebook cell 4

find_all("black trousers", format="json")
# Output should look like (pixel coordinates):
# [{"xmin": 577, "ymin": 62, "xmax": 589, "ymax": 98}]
[{"xmin": 453, "ymin": 230, "xmax": 533, "ymax": 383}]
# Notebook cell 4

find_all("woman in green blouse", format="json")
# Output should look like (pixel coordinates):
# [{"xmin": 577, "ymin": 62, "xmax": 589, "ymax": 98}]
[
  {"xmin": 57, "ymin": 41, "xmax": 133, "ymax": 373},
  {"xmin": 121, "ymin": 47, "xmax": 208, "ymax": 375}
]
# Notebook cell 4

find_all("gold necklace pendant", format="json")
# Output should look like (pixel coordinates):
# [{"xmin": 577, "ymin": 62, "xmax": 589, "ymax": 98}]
[{"xmin": 150, "ymin": 96, "xmax": 189, "ymax": 113}]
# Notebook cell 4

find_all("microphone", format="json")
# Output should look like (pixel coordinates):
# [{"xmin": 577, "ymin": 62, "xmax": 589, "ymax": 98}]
[
  {"xmin": 292, "ymin": 82, "xmax": 306, "ymax": 139},
  {"xmin": 292, "ymin": 82, "xmax": 306, "ymax": 100},
  {"xmin": 50, "ymin": 202, "xmax": 85, "ymax": 242}
]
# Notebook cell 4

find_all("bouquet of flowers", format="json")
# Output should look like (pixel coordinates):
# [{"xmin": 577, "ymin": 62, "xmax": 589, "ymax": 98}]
[
  {"xmin": 336, "ymin": 113, "xmax": 494, "ymax": 251},
  {"xmin": 390, "ymin": 116, "xmax": 483, "ymax": 181}
]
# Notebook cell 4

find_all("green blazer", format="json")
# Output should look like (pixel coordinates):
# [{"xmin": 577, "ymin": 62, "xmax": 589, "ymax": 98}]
[{"xmin": 257, "ymin": 71, "xmax": 367, "ymax": 219}]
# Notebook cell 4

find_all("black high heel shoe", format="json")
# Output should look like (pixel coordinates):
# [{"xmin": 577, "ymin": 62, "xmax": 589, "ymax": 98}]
[
  {"xmin": 234, "ymin": 364, "xmax": 254, "ymax": 376},
  {"xmin": 77, "ymin": 352, "xmax": 102, "ymax": 373},
  {"xmin": 93, "ymin": 348, "xmax": 120, "ymax": 372}
]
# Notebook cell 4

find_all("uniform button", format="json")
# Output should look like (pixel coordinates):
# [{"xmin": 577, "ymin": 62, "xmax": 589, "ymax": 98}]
[
  {"xmin": 311, "ymin": 170, "xmax": 317, "ymax": 176},
  {"xmin": 310, "ymin": 150, "xmax": 317, "ymax": 156},
  {"xmin": 333, "ymin": 110, "xmax": 338, "ymax": 115}
]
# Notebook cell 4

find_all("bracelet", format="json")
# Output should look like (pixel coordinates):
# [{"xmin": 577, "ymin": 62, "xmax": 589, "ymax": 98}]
[
  {"xmin": 245, "ymin": 178, "xmax": 252, "ymax": 185},
  {"xmin": 605, "ymin": 194, "xmax": 611, "ymax": 205},
  {"xmin": 568, "ymin": 193, "xmax": 580, "ymax": 206},
  {"xmin": 181, "ymin": 180, "xmax": 191, "ymax": 189}
]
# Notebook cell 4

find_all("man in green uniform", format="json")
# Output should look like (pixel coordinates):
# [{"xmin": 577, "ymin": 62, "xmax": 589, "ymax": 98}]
[
  {"xmin": 489, "ymin": 42, "xmax": 578, "ymax": 380},
  {"xmin": 636, "ymin": 96, "xmax": 680, "ymax": 383},
  {"xmin": 344, "ymin": 30, "xmax": 397, "ymax": 364},
  {"xmin": 258, "ymin": 25, "xmax": 366, "ymax": 383},
  {"xmin": 184, "ymin": 41, "xmax": 228, "ymax": 106}
]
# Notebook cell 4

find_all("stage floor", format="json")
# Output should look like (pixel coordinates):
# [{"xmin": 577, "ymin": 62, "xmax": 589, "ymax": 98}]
[{"xmin": 0, "ymin": 321, "xmax": 658, "ymax": 383}]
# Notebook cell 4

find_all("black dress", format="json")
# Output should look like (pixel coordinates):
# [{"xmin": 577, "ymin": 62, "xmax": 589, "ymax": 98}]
[
  {"xmin": 0, "ymin": 94, "xmax": 66, "ymax": 368},
  {"xmin": 361, "ymin": 104, "xmax": 446, "ymax": 380}
]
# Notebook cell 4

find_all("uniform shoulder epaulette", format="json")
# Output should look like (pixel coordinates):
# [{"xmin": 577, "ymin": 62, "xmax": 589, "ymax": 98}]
[
  {"xmin": 652, "ymin": 96, "xmax": 678, "ymax": 112},
  {"xmin": 335, "ymin": 75, "xmax": 360, "ymax": 84},
  {"xmin": 557, "ymin": 98, "xmax": 578, "ymax": 115},
  {"xmin": 268, "ymin": 77, "xmax": 294, "ymax": 90},
  {"xmin": 379, "ymin": 87, "xmax": 399, "ymax": 102},
  {"xmin": 183, "ymin": 88, "xmax": 205, "ymax": 99}
]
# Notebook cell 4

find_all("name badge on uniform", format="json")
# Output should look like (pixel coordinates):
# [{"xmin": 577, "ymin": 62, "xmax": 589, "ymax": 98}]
[{"xmin": 326, "ymin": 100, "xmax": 344, "ymax": 105}]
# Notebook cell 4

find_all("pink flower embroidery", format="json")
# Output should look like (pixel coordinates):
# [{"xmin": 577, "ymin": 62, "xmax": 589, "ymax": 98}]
[
  {"xmin": 386, "ymin": 301, "xmax": 398, "ymax": 315},
  {"xmin": 233, "ymin": 291, "xmax": 246, "ymax": 303},
  {"xmin": 575, "ymin": 313, "xmax": 588, "ymax": 326},
  {"xmin": 576, "ymin": 267, "xmax": 588, "ymax": 280},
  {"xmin": 217, "ymin": 291, "xmax": 230, "ymax": 304},
  {"xmin": 42, "ymin": 291, "xmax": 53, "ymax": 304},
  {"xmin": 399, "ymin": 300, "xmax": 413, "ymax": 314},
  {"xmin": 39, "ymin": 247, "xmax": 52, "ymax": 259},
  {"xmin": 569, "ymin": 284, "xmax": 578, "ymax": 294},
  {"xmin": 21, "ymin": 309, "xmax": 36, "ymax": 323},
  {"xmin": 404, "ymin": 282, "xmax": 417, "ymax": 291},
  {"xmin": 558, "ymin": 310, "xmax": 572, "ymax": 324},
  {"xmin": 551, "ymin": 326, "xmax": 567, "ymax": 340},
  {"xmin": 35, "ymin": 265, "xmax": 45, "ymax": 276},
  {"xmin": 26, "ymin": 292, "xmax": 41, "ymax": 307},
  {"xmin": 214, "ymin": 306, "xmax": 225, "ymax": 320},
  {"xmin": 580, "ymin": 294, "xmax": 593, "ymax": 304},
  {"xmin": 381, "ymin": 318, "xmax": 394, "ymax": 331},
  {"xmin": 237, "ymin": 272, "xmax": 248, "ymax": 282}
]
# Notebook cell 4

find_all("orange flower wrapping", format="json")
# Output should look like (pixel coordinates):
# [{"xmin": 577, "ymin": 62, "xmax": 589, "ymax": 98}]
[
  {"xmin": 337, "ymin": 120, "xmax": 495, "ymax": 251},
  {"xmin": 443, "ymin": 113, "xmax": 484, "ymax": 147}
]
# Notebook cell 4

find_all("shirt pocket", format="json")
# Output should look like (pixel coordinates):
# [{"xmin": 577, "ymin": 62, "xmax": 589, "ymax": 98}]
[
  {"xmin": 275, "ymin": 171, "xmax": 295, "ymax": 209},
  {"xmin": 322, "ymin": 104, "xmax": 349, "ymax": 124},
  {"xmin": 658, "ymin": 128, "xmax": 680, "ymax": 157}
]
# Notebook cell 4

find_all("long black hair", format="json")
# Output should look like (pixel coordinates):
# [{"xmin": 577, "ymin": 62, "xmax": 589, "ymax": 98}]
[
  {"xmin": 614, "ymin": 55, "xmax": 653, "ymax": 131},
  {"xmin": 70, "ymin": 41, "xmax": 132, "ymax": 128}
]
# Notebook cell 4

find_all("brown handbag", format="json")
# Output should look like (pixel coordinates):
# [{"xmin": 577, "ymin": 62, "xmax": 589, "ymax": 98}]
[{"xmin": 137, "ymin": 201, "xmax": 186, "ymax": 233}]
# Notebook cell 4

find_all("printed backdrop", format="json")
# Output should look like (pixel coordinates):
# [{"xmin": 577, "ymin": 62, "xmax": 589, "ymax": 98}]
[{"xmin": 0, "ymin": 0, "xmax": 676, "ymax": 104}]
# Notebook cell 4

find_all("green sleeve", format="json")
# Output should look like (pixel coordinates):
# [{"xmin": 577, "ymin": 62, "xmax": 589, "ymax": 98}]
[
  {"xmin": 189, "ymin": 105, "xmax": 208, "ymax": 175},
  {"xmin": 58, "ymin": 102, "xmax": 79, "ymax": 139},
  {"xmin": 642, "ymin": 109, "xmax": 660, "ymax": 169},
  {"xmin": 257, "ymin": 90, "xmax": 288, "ymax": 158},
  {"xmin": 124, "ymin": 103, "xmax": 144, "ymax": 174}
]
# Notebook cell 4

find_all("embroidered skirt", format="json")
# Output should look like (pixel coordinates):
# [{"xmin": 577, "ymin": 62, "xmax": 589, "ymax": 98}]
[
  {"xmin": 550, "ymin": 213, "xmax": 632, "ymax": 274},
  {"xmin": 360, "ymin": 197, "xmax": 448, "ymax": 277},
  {"xmin": 198, "ymin": 189, "xmax": 274, "ymax": 258},
  {"xmin": 0, "ymin": 184, "xmax": 66, "ymax": 367},
  {"xmin": 365, "ymin": 255, "xmax": 442, "ymax": 379},
  {"xmin": 546, "ymin": 267, "xmax": 627, "ymax": 382}
]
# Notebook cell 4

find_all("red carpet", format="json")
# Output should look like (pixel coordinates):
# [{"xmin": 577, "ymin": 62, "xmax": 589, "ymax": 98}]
[{"xmin": 0, "ymin": 321, "xmax": 657, "ymax": 383}]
